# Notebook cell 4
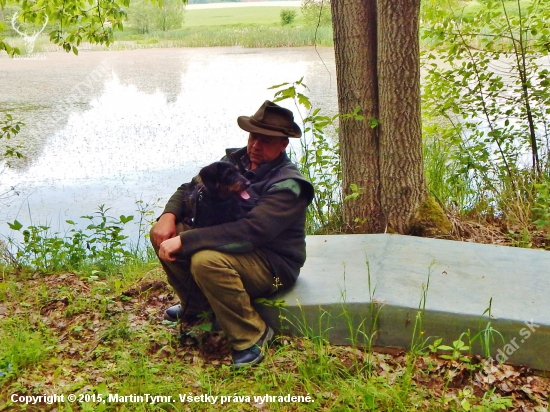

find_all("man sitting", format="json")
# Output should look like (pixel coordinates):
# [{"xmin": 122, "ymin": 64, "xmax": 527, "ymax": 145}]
[{"xmin": 150, "ymin": 100, "xmax": 314, "ymax": 368}]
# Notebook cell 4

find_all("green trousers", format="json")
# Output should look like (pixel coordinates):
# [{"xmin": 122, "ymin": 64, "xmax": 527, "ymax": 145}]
[{"xmin": 150, "ymin": 224, "xmax": 277, "ymax": 350}]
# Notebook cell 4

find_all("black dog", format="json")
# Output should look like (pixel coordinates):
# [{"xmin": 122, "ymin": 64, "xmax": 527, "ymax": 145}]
[{"xmin": 184, "ymin": 161, "xmax": 250, "ymax": 228}]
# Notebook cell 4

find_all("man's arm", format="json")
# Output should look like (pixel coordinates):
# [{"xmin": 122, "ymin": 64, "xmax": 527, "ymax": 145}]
[
  {"xmin": 161, "ymin": 182, "xmax": 191, "ymax": 222},
  {"xmin": 151, "ymin": 213, "xmax": 177, "ymax": 249},
  {"xmin": 151, "ymin": 182, "xmax": 190, "ymax": 249}
]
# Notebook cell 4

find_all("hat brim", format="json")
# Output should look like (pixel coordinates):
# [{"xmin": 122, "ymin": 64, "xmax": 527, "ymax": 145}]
[{"xmin": 237, "ymin": 116, "xmax": 301, "ymax": 138}]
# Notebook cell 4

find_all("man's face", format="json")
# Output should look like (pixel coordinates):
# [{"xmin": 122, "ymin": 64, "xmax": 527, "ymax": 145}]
[{"xmin": 247, "ymin": 133, "xmax": 289, "ymax": 167}]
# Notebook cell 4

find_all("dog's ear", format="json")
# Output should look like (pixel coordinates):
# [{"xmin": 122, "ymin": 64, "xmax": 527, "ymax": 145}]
[
  {"xmin": 199, "ymin": 162, "xmax": 219, "ymax": 193},
  {"xmin": 216, "ymin": 162, "xmax": 237, "ymax": 180}
]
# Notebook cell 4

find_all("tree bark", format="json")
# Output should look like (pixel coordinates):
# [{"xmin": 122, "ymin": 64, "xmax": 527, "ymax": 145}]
[
  {"xmin": 331, "ymin": 0, "xmax": 427, "ymax": 234},
  {"xmin": 377, "ymin": 0, "xmax": 426, "ymax": 233},
  {"xmin": 331, "ymin": 0, "xmax": 386, "ymax": 233}
]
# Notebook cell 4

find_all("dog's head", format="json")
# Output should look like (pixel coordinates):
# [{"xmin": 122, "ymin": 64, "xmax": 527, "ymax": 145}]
[{"xmin": 198, "ymin": 162, "xmax": 250, "ymax": 199}]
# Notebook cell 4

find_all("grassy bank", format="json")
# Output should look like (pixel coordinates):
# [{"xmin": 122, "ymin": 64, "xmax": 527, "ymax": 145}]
[
  {"xmin": 107, "ymin": 25, "xmax": 333, "ymax": 49},
  {"xmin": 3, "ymin": 26, "xmax": 333, "ymax": 52},
  {"xmin": 0, "ymin": 206, "xmax": 546, "ymax": 410},
  {"xmin": 1, "ymin": 258, "xmax": 549, "ymax": 411},
  {"xmin": 0, "ymin": 211, "xmax": 548, "ymax": 411}
]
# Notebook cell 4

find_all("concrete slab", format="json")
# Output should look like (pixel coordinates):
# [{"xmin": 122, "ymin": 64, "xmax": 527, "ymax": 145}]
[{"xmin": 255, "ymin": 234, "xmax": 550, "ymax": 371}]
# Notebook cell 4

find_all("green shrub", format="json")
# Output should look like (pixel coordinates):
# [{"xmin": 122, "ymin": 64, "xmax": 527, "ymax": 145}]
[
  {"xmin": 280, "ymin": 9, "xmax": 297, "ymax": 26},
  {"xmin": 6, "ymin": 204, "xmax": 137, "ymax": 273},
  {"xmin": 269, "ymin": 79, "xmax": 346, "ymax": 234}
]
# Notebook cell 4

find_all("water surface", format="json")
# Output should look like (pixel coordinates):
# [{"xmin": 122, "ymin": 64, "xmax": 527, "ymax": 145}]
[{"xmin": 0, "ymin": 47, "xmax": 337, "ymax": 241}]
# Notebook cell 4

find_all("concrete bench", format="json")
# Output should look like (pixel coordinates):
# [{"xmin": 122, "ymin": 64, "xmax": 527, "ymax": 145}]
[{"xmin": 255, "ymin": 234, "xmax": 550, "ymax": 371}]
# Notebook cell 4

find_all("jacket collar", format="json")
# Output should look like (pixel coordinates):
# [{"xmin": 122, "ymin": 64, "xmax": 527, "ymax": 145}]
[{"xmin": 227, "ymin": 147, "xmax": 288, "ymax": 183}]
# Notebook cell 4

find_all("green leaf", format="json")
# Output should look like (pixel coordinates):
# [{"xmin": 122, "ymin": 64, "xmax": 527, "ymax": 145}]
[
  {"xmin": 198, "ymin": 321, "xmax": 216, "ymax": 331},
  {"xmin": 8, "ymin": 220, "xmax": 23, "ymax": 231},
  {"xmin": 119, "ymin": 215, "xmax": 134, "ymax": 224},
  {"xmin": 533, "ymin": 219, "xmax": 549, "ymax": 228},
  {"xmin": 344, "ymin": 192, "xmax": 360, "ymax": 202},
  {"xmin": 267, "ymin": 82, "xmax": 289, "ymax": 89},
  {"xmin": 363, "ymin": 393, "xmax": 376, "ymax": 408},
  {"xmin": 297, "ymin": 93, "xmax": 311, "ymax": 110},
  {"xmin": 368, "ymin": 117, "xmax": 379, "ymax": 128}
]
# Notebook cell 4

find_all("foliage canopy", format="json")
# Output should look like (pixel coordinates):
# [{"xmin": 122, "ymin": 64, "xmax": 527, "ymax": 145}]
[{"xmin": 0, "ymin": 0, "xmax": 186, "ymax": 56}]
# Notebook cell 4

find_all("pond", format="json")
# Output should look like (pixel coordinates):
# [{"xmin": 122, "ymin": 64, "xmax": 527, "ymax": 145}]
[{"xmin": 0, "ymin": 46, "xmax": 338, "ymax": 243}]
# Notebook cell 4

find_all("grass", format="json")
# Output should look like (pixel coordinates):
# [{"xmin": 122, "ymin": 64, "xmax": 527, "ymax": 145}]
[
  {"xmin": 0, "ymin": 203, "xmax": 547, "ymax": 410},
  {"xmin": 184, "ymin": 6, "xmax": 302, "ymax": 27},
  {"xmin": 0, "ymin": 248, "xmax": 548, "ymax": 411},
  {"xmin": 110, "ymin": 25, "xmax": 333, "ymax": 48}
]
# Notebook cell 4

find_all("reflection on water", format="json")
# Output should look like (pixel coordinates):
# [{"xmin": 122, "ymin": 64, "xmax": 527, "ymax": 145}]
[{"xmin": 0, "ymin": 47, "xmax": 337, "ymax": 241}]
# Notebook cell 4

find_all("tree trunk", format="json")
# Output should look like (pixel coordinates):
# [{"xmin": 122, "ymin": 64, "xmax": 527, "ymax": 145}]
[
  {"xmin": 377, "ymin": 0, "xmax": 426, "ymax": 233},
  {"xmin": 331, "ymin": 0, "xmax": 427, "ymax": 234},
  {"xmin": 331, "ymin": 0, "xmax": 386, "ymax": 233}
]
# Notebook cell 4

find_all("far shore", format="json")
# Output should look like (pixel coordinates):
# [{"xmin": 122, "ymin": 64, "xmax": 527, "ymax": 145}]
[{"xmin": 187, "ymin": 1, "xmax": 301, "ymax": 10}]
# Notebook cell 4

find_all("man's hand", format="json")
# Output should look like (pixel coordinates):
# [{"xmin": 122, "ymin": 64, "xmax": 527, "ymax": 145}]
[
  {"xmin": 159, "ymin": 236, "xmax": 183, "ymax": 262},
  {"xmin": 151, "ymin": 213, "xmax": 177, "ymax": 248}
]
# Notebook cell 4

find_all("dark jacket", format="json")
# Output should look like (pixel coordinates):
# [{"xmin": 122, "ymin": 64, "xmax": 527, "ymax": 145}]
[{"xmin": 161, "ymin": 147, "xmax": 314, "ymax": 289}]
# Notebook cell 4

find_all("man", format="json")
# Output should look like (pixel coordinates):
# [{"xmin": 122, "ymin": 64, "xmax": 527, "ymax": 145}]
[{"xmin": 150, "ymin": 100, "xmax": 314, "ymax": 368}]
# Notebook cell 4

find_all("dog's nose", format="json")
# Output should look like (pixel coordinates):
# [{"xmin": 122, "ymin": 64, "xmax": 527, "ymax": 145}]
[{"xmin": 243, "ymin": 180, "xmax": 251, "ymax": 189}]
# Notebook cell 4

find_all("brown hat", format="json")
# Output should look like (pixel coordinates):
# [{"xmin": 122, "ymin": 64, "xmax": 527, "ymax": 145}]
[{"xmin": 237, "ymin": 100, "xmax": 302, "ymax": 138}]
